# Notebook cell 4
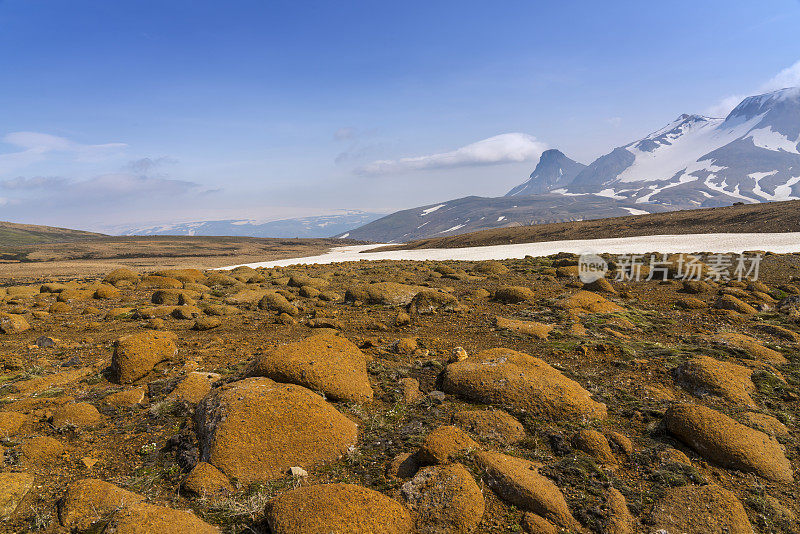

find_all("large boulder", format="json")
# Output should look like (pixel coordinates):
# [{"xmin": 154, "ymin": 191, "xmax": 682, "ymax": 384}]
[
  {"xmin": 195, "ymin": 377, "xmax": 358, "ymax": 484},
  {"xmin": 265, "ymin": 483, "xmax": 413, "ymax": 534},
  {"xmin": 104, "ymin": 502, "xmax": 219, "ymax": 533},
  {"xmin": 674, "ymin": 355, "xmax": 756, "ymax": 407},
  {"xmin": 407, "ymin": 290, "xmax": 460, "ymax": 315},
  {"xmin": 416, "ymin": 426, "xmax": 480, "ymax": 465},
  {"xmin": 442, "ymin": 348, "xmax": 607, "ymax": 420},
  {"xmin": 401, "ymin": 463, "xmax": 485, "ymax": 533},
  {"xmin": 452, "ymin": 409, "xmax": 525, "ymax": 445},
  {"xmin": 0, "ymin": 313, "xmax": 29, "ymax": 335},
  {"xmin": 51, "ymin": 402, "xmax": 102, "ymax": 429},
  {"xmin": 664, "ymin": 404, "xmax": 793, "ymax": 483},
  {"xmin": 715, "ymin": 294, "xmax": 758, "ymax": 314},
  {"xmin": 249, "ymin": 333, "xmax": 373, "ymax": 403},
  {"xmin": 103, "ymin": 268, "xmax": 140, "ymax": 287},
  {"xmin": 12, "ymin": 367, "xmax": 94, "ymax": 395},
  {"xmin": 475, "ymin": 450, "xmax": 581, "ymax": 531},
  {"xmin": 288, "ymin": 274, "xmax": 329, "ymax": 289},
  {"xmin": 0, "ymin": 412, "xmax": 27, "ymax": 437},
  {"xmin": 182, "ymin": 462, "xmax": 234, "ymax": 497},
  {"xmin": 493, "ymin": 286, "xmax": 535, "ymax": 304},
  {"xmin": 111, "ymin": 331, "xmax": 178, "ymax": 384},
  {"xmin": 58, "ymin": 479, "xmax": 144, "ymax": 530},
  {"xmin": 710, "ymin": 333, "xmax": 786, "ymax": 364},
  {"xmin": 151, "ymin": 289, "xmax": 199, "ymax": 305},
  {"xmin": 650, "ymin": 484, "xmax": 753, "ymax": 534},
  {"xmin": 0, "ymin": 472, "xmax": 34, "ymax": 519},
  {"xmin": 224, "ymin": 288, "xmax": 267, "ymax": 306},
  {"xmin": 167, "ymin": 371, "xmax": 221, "ymax": 404},
  {"xmin": 494, "ymin": 316, "xmax": 553, "ymax": 339},
  {"xmin": 259, "ymin": 292, "xmax": 299, "ymax": 316},
  {"xmin": 556, "ymin": 290, "xmax": 623, "ymax": 314}
]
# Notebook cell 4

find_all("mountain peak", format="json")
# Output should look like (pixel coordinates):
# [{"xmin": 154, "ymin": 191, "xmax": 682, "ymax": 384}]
[
  {"xmin": 726, "ymin": 86, "xmax": 800, "ymax": 121},
  {"xmin": 505, "ymin": 150, "xmax": 586, "ymax": 197}
]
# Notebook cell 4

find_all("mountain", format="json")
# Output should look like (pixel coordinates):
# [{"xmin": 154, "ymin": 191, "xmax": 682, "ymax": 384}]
[
  {"xmin": 505, "ymin": 149, "xmax": 586, "ymax": 196},
  {"xmin": 342, "ymin": 87, "xmax": 800, "ymax": 242},
  {"xmin": 0, "ymin": 221, "xmax": 105, "ymax": 246},
  {"xmin": 333, "ymin": 195, "xmax": 663, "ymax": 243},
  {"xmin": 563, "ymin": 88, "xmax": 800, "ymax": 205},
  {"xmin": 115, "ymin": 212, "xmax": 382, "ymax": 239}
]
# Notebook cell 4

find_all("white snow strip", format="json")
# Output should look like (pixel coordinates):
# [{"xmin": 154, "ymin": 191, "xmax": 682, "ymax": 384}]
[
  {"xmin": 751, "ymin": 171, "xmax": 781, "ymax": 200},
  {"xmin": 220, "ymin": 232, "xmax": 800, "ymax": 269},
  {"xmin": 747, "ymin": 127, "xmax": 800, "ymax": 154},
  {"xmin": 440, "ymin": 224, "xmax": 465, "ymax": 233},
  {"xmin": 703, "ymin": 175, "xmax": 755, "ymax": 202},
  {"xmin": 550, "ymin": 188, "xmax": 587, "ymax": 196},
  {"xmin": 773, "ymin": 176, "xmax": 800, "ymax": 200},
  {"xmin": 621, "ymin": 207, "xmax": 649, "ymax": 215},
  {"xmin": 420, "ymin": 204, "xmax": 446, "ymax": 216},
  {"xmin": 636, "ymin": 175, "xmax": 697, "ymax": 203},
  {"xmin": 338, "ymin": 233, "xmax": 349, "ymax": 239},
  {"xmin": 596, "ymin": 188, "xmax": 627, "ymax": 200},
  {"xmin": 497, "ymin": 216, "xmax": 505, "ymax": 222}
]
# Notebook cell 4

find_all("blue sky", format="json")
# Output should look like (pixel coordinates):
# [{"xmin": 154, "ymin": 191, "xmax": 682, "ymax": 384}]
[{"xmin": 1, "ymin": 0, "xmax": 800, "ymax": 230}]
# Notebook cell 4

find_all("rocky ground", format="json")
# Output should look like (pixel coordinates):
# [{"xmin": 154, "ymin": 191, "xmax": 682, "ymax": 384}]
[{"xmin": 0, "ymin": 252, "xmax": 798, "ymax": 533}]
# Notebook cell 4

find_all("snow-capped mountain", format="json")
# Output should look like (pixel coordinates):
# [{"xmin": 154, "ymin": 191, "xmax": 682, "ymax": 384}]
[
  {"xmin": 113, "ymin": 212, "xmax": 381, "ymax": 239},
  {"xmin": 505, "ymin": 149, "xmax": 586, "ymax": 196},
  {"xmin": 561, "ymin": 87, "xmax": 800, "ymax": 205},
  {"xmin": 342, "ymin": 88, "xmax": 800, "ymax": 242}
]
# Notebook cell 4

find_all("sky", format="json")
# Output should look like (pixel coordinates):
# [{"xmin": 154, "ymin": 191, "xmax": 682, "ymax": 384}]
[{"xmin": 1, "ymin": 0, "xmax": 800, "ymax": 231}]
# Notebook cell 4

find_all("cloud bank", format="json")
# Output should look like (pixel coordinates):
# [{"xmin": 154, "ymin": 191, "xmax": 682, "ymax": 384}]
[
  {"xmin": 706, "ymin": 59, "xmax": 800, "ymax": 117},
  {"xmin": 356, "ymin": 133, "xmax": 547, "ymax": 175}
]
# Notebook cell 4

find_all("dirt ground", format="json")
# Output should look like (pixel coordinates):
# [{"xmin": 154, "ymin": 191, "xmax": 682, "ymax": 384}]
[
  {"xmin": 0, "ymin": 236, "xmax": 360, "ymax": 285},
  {"xmin": 0, "ymin": 251, "xmax": 798, "ymax": 533}
]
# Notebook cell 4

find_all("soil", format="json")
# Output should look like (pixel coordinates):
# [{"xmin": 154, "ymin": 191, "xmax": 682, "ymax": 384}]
[{"xmin": 0, "ymin": 251, "xmax": 798, "ymax": 533}]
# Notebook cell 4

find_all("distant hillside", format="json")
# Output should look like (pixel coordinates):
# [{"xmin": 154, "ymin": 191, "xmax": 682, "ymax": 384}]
[
  {"xmin": 0, "ymin": 221, "xmax": 105, "ymax": 246},
  {"xmin": 114, "ymin": 212, "xmax": 382, "ymax": 239},
  {"xmin": 333, "ymin": 195, "xmax": 664, "ymax": 242},
  {"xmin": 373, "ymin": 199, "xmax": 800, "ymax": 251}
]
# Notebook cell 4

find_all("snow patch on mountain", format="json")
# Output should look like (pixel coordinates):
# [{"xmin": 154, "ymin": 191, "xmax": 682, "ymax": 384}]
[
  {"xmin": 747, "ymin": 127, "xmax": 800, "ymax": 153},
  {"xmin": 421, "ymin": 204, "xmax": 446, "ymax": 216}
]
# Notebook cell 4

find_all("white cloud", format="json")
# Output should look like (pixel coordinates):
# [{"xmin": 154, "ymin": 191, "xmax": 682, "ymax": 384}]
[
  {"xmin": 0, "ymin": 131, "xmax": 127, "ymax": 175},
  {"xmin": 761, "ymin": 60, "xmax": 800, "ymax": 92},
  {"xmin": 706, "ymin": 59, "xmax": 800, "ymax": 117},
  {"xmin": 705, "ymin": 94, "xmax": 746, "ymax": 118},
  {"xmin": 356, "ymin": 133, "xmax": 547, "ymax": 175}
]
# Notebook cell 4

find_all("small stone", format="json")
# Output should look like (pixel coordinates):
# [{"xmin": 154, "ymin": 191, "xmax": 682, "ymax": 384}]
[
  {"xmin": 289, "ymin": 466, "xmax": 308, "ymax": 478},
  {"xmin": 450, "ymin": 346, "xmax": 468, "ymax": 362}
]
